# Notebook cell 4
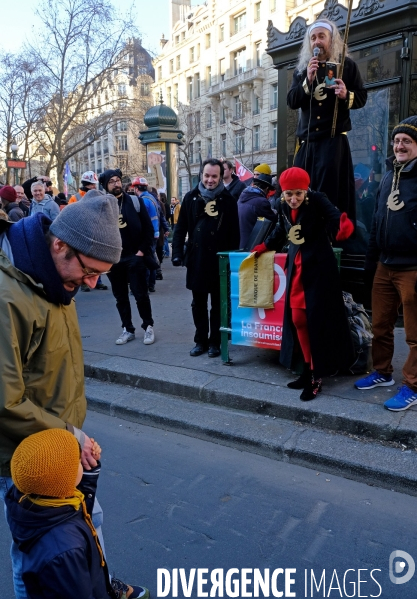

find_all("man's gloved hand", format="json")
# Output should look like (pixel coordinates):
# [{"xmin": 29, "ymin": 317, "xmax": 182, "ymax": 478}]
[
  {"xmin": 335, "ymin": 213, "xmax": 354, "ymax": 241},
  {"xmin": 252, "ymin": 242, "xmax": 268, "ymax": 256},
  {"xmin": 172, "ymin": 257, "xmax": 181, "ymax": 266}
]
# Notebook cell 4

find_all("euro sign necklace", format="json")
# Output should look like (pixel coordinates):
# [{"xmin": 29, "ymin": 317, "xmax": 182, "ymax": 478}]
[
  {"xmin": 283, "ymin": 212, "xmax": 305, "ymax": 245},
  {"xmin": 118, "ymin": 197, "xmax": 127, "ymax": 228},
  {"xmin": 387, "ymin": 162, "xmax": 407, "ymax": 211}
]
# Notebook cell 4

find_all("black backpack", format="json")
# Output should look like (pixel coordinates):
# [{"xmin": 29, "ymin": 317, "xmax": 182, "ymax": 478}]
[{"xmin": 343, "ymin": 291, "xmax": 373, "ymax": 374}]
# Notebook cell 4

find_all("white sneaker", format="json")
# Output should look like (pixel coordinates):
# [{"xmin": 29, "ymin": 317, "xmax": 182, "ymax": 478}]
[
  {"xmin": 116, "ymin": 328, "xmax": 135, "ymax": 345},
  {"xmin": 143, "ymin": 325, "xmax": 155, "ymax": 345}
]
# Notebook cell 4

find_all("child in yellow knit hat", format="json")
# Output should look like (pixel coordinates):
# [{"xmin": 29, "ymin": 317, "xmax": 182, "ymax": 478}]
[{"xmin": 5, "ymin": 429, "xmax": 149, "ymax": 599}]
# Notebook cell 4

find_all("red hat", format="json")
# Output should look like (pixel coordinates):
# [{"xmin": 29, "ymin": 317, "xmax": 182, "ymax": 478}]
[
  {"xmin": 279, "ymin": 167, "xmax": 310, "ymax": 191},
  {"xmin": 0, "ymin": 185, "xmax": 17, "ymax": 203}
]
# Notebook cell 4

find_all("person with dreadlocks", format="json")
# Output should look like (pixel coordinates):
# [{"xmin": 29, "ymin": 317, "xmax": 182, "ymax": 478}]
[
  {"xmin": 5, "ymin": 429, "xmax": 149, "ymax": 599},
  {"xmin": 288, "ymin": 18, "xmax": 367, "ymax": 223}
]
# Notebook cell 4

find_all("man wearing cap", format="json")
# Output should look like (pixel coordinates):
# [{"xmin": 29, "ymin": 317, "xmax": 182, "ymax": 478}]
[
  {"xmin": 0, "ymin": 186, "xmax": 25, "ymax": 222},
  {"xmin": 172, "ymin": 159, "xmax": 240, "ymax": 358},
  {"xmin": 288, "ymin": 17, "xmax": 367, "ymax": 222},
  {"xmin": 98, "ymin": 169, "xmax": 156, "ymax": 346},
  {"xmin": 131, "ymin": 176, "xmax": 161, "ymax": 293},
  {"xmin": 355, "ymin": 116, "xmax": 417, "ymax": 412},
  {"xmin": 67, "ymin": 171, "xmax": 108, "ymax": 291},
  {"xmin": 68, "ymin": 170, "xmax": 99, "ymax": 204},
  {"xmin": 0, "ymin": 193, "xmax": 122, "ymax": 598},
  {"xmin": 237, "ymin": 171, "xmax": 278, "ymax": 249}
]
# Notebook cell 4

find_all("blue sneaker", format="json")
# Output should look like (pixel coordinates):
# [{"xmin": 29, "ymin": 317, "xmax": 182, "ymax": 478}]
[
  {"xmin": 384, "ymin": 385, "xmax": 417, "ymax": 411},
  {"xmin": 354, "ymin": 371, "xmax": 395, "ymax": 390}
]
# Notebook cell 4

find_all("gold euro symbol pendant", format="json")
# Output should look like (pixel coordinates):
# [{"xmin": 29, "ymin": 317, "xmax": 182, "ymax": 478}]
[
  {"xmin": 387, "ymin": 190, "xmax": 404, "ymax": 211},
  {"xmin": 288, "ymin": 224, "xmax": 305, "ymax": 245},
  {"xmin": 204, "ymin": 200, "xmax": 218, "ymax": 217},
  {"xmin": 313, "ymin": 82, "xmax": 327, "ymax": 101},
  {"xmin": 118, "ymin": 215, "xmax": 127, "ymax": 228}
]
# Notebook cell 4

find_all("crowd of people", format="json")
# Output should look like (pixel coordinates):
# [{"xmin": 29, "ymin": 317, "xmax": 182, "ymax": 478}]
[{"xmin": 0, "ymin": 14, "xmax": 417, "ymax": 599}]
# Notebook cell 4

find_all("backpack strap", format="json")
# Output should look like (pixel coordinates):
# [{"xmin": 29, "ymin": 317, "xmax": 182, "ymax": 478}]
[{"xmin": 130, "ymin": 195, "xmax": 140, "ymax": 212}]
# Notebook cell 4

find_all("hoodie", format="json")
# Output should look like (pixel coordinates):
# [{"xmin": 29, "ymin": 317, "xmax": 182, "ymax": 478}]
[
  {"xmin": 224, "ymin": 173, "xmax": 247, "ymax": 201},
  {"xmin": 237, "ymin": 185, "xmax": 278, "ymax": 249},
  {"xmin": 5, "ymin": 466, "xmax": 115, "ymax": 599}
]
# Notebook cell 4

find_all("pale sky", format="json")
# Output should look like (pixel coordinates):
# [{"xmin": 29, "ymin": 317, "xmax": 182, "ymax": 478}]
[{"xmin": 1, "ymin": 0, "xmax": 173, "ymax": 57}]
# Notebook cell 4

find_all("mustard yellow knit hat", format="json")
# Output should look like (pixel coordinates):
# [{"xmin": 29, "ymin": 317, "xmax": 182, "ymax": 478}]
[
  {"xmin": 254, "ymin": 163, "xmax": 272, "ymax": 175},
  {"xmin": 11, "ymin": 429, "xmax": 81, "ymax": 498}
]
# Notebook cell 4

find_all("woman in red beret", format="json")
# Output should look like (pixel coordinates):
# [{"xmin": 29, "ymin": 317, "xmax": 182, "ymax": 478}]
[{"xmin": 254, "ymin": 167, "xmax": 355, "ymax": 400}]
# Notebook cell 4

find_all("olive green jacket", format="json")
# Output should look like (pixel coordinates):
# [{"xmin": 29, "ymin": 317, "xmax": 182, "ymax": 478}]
[{"xmin": 0, "ymin": 250, "xmax": 86, "ymax": 476}]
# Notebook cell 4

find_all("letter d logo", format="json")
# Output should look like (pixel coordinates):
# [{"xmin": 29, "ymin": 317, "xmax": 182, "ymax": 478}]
[{"xmin": 389, "ymin": 550, "xmax": 415, "ymax": 584}]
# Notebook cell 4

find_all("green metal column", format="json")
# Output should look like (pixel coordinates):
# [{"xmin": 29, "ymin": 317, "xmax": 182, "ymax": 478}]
[
  {"xmin": 277, "ymin": 67, "xmax": 288, "ymax": 173},
  {"xmin": 218, "ymin": 252, "xmax": 231, "ymax": 364}
]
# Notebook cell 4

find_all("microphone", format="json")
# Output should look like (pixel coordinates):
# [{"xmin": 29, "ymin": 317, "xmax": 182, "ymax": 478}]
[{"xmin": 313, "ymin": 47, "xmax": 320, "ymax": 58}]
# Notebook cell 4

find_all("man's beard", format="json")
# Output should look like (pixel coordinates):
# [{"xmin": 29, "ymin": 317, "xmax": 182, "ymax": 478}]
[{"xmin": 109, "ymin": 186, "xmax": 122, "ymax": 196}]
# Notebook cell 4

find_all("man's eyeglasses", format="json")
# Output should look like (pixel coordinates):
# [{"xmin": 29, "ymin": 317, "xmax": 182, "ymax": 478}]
[
  {"xmin": 73, "ymin": 250, "xmax": 110, "ymax": 279},
  {"xmin": 391, "ymin": 138, "xmax": 415, "ymax": 147}
]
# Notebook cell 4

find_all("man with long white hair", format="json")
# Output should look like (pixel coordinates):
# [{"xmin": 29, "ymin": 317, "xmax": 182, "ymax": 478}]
[{"xmin": 288, "ymin": 18, "xmax": 367, "ymax": 223}]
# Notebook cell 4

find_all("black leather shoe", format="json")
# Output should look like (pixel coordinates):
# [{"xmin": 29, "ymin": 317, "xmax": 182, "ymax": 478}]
[
  {"xmin": 208, "ymin": 345, "xmax": 221, "ymax": 358},
  {"xmin": 190, "ymin": 343, "xmax": 208, "ymax": 357}
]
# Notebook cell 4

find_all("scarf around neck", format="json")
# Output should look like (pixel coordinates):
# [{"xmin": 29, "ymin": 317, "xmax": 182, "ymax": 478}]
[
  {"xmin": 7, "ymin": 213, "xmax": 79, "ymax": 306},
  {"xmin": 198, "ymin": 181, "xmax": 225, "ymax": 202}
]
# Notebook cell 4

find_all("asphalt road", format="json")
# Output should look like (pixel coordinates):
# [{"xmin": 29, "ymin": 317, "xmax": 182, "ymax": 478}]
[{"xmin": 1, "ymin": 411, "xmax": 416, "ymax": 598}]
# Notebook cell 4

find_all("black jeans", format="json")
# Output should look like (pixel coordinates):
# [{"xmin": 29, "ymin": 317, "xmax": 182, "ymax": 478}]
[
  {"xmin": 191, "ymin": 285, "xmax": 221, "ymax": 346},
  {"xmin": 108, "ymin": 254, "xmax": 153, "ymax": 333}
]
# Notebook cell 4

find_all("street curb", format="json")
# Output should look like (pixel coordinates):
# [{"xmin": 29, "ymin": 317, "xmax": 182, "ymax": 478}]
[
  {"xmin": 84, "ymin": 355, "xmax": 417, "ymax": 448},
  {"xmin": 85, "ymin": 377, "xmax": 417, "ymax": 496}
]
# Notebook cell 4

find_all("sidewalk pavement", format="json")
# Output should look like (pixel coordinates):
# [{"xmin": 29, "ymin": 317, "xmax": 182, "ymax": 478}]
[{"xmin": 76, "ymin": 260, "xmax": 417, "ymax": 494}]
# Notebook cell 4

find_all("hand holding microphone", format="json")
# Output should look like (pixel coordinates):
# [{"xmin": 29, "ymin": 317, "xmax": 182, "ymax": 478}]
[{"xmin": 307, "ymin": 47, "xmax": 320, "ymax": 83}]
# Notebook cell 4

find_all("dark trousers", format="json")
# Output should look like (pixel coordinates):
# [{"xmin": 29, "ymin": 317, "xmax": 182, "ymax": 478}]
[
  {"xmin": 372, "ymin": 263, "xmax": 417, "ymax": 390},
  {"xmin": 191, "ymin": 286, "xmax": 221, "ymax": 346},
  {"xmin": 147, "ymin": 240, "xmax": 157, "ymax": 287},
  {"xmin": 108, "ymin": 255, "xmax": 153, "ymax": 333}
]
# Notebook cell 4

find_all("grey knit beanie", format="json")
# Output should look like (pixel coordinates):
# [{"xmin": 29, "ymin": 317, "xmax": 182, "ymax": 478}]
[{"xmin": 50, "ymin": 192, "xmax": 122, "ymax": 263}]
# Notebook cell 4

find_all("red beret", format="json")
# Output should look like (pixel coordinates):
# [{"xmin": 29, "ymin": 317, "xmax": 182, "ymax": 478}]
[
  {"xmin": 279, "ymin": 167, "xmax": 310, "ymax": 191},
  {"xmin": 0, "ymin": 185, "xmax": 17, "ymax": 203}
]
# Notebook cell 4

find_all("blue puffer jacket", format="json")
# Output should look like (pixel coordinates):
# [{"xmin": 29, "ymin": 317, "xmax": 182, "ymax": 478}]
[
  {"xmin": 5, "ymin": 464, "xmax": 115, "ymax": 599},
  {"xmin": 237, "ymin": 185, "xmax": 278, "ymax": 249}
]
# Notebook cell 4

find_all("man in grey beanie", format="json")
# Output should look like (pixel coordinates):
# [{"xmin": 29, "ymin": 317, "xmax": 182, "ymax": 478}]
[{"xmin": 0, "ymin": 198, "xmax": 148, "ymax": 598}]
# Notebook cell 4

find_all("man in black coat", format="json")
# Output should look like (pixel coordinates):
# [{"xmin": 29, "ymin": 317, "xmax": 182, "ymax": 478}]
[
  {"xmin": 355, "ymin": 116, "xmax": 417, "ymax": 411},
  {"xmin": 98, "ymin": 169, "xmax": 156, "ymax": 346},
  {"xmin": 222, "ymin": 160, "xmax": 246, "ymax": 201},
  {"xmin": 172, "ymin": 159, "xmax": 240, "ymax": 357},
  {"xmin": 288, "ymin": 18, "xmax": 367, "ymax": 222}
]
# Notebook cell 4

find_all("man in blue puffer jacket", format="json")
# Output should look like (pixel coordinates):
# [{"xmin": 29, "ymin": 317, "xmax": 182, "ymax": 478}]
[{"xmin": 237, "ymin": 172, "xmax": 278, "ymax": 249}]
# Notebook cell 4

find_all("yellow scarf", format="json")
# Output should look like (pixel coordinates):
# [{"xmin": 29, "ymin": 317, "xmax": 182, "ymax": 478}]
[{"xmin": 20, "ymin": 489, "xmax": 105, "ymax": 566}]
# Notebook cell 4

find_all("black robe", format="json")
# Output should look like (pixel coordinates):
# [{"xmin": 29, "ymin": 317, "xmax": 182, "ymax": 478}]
[
  {"xmin": 288, "ymin": 57, "xmax": 367, "ymax": 222},
  {"xmin": 265, "ymin": 191, "xmax": 355, "ymax": 377},
  {"xmin": 172, "ymin": 185, "xmax": 240, "ymax": 293}
]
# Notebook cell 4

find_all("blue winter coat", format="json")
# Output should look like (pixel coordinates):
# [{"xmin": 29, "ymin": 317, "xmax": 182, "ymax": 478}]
[
  {"xmin": 237, "ymin": 185, "xmax": 278, "ymax": 249},
  {"xmin": 5, "ymin": 465, "xmax": 115, "ymax": 599}
]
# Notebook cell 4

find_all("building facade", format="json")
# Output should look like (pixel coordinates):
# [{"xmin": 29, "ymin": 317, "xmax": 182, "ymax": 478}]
[
  {"xmin": 153, "ymin": 0, "xmax": 292, "ymax": 197},
  {"xmin": 68, "ymin": 39, "xmax": 155, "ymax": 191}
]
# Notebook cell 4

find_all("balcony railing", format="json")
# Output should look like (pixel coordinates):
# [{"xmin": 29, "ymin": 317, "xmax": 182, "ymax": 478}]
[{"xmin": 207, "ymin": 67, "xmax": 264, "ymax": 96}]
